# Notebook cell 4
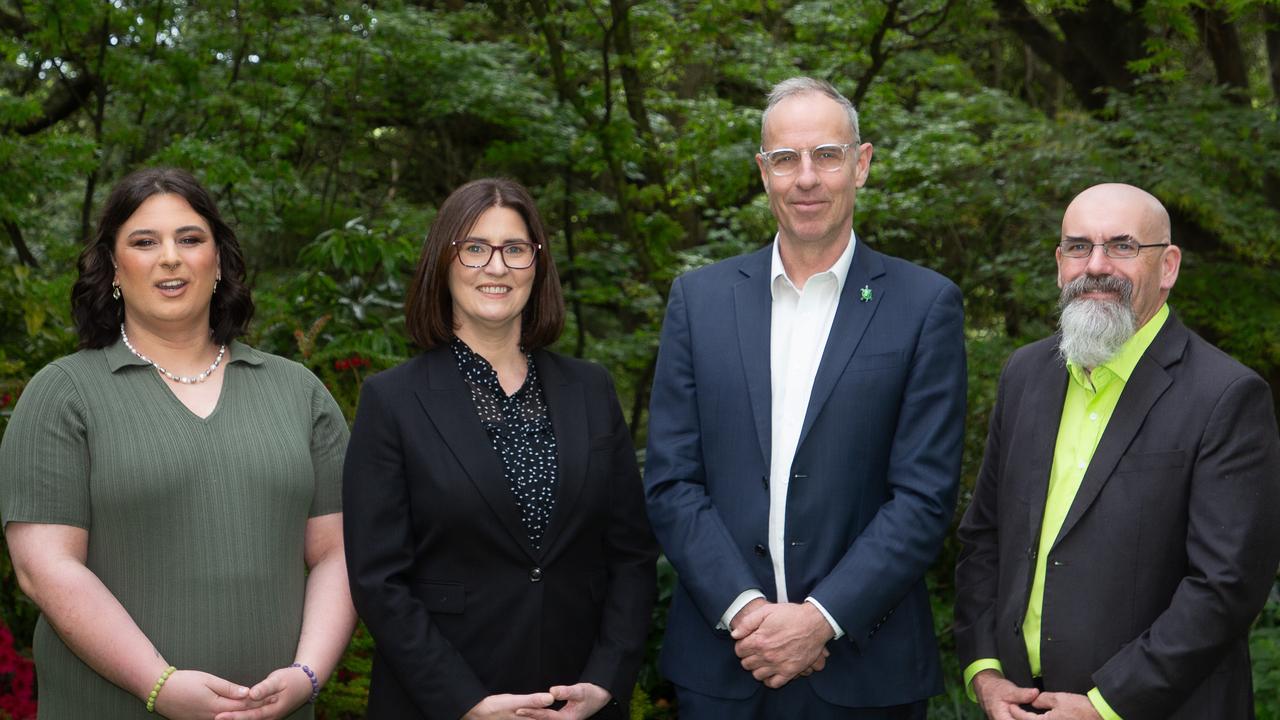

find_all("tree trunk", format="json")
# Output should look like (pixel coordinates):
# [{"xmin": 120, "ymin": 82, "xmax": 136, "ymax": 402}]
[
  {"xmin": 1193, "ymin": 4, "xmax": 1249, "ymax": 102},
  {"xmin": 1265, "ymin": 6, "xmax": 1280, "ymax": 102}
]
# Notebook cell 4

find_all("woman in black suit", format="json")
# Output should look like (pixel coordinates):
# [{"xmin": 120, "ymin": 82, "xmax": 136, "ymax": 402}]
[{"xmin": 343, "ymin": 178, "xmax": 657, "ymax": 720}]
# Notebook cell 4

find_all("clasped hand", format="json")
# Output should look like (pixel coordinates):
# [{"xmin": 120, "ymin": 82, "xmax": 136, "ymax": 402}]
[
  {"xmin": 971, "ymin": 670, "xmax": 1102, "ymax": 720},
  {"xmin": 151, "ymin": 666, "xmax": 313, "ymax": 720},
  {"xmin": 730, "ymin": 599, "xmax": 833, "ymax": 689},
  {"xmin": 464, "ymin": 682, "xmax": 612, "ymax": 720}
]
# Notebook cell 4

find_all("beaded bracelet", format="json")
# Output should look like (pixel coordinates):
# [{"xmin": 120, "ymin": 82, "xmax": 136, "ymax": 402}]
[
  {"xmin": 291, "ymin": 663, "xmax": 320, "ymax": 703},
  {"xmin": 145, "ymin": 666, "xmax": 177, "ymax": 713}
]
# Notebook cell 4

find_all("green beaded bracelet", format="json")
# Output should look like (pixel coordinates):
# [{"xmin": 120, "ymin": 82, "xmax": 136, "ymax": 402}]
[{"xmin": 145, "ymin": 666, "xmax": 177, "ymax": 713}]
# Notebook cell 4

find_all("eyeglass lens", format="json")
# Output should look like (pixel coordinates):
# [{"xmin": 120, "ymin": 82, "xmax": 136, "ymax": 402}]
[
  {"xmin": 765, "ymin": 145, "xmax": 848, "ymax": 175},
  {"xmin": 1060, "ymin": 240, "xmax": 1141, "ymax": 259}
]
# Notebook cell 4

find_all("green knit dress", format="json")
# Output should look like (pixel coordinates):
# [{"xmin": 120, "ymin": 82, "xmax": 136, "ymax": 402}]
[{"xmin": 0, "ymin": 340, "xmax": 348, "ymax": 719}]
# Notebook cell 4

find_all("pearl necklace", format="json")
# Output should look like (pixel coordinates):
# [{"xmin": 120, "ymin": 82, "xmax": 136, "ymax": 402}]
[{"xmin": 120, "ymin": 324, "xmax": 227, "ymax": 384}]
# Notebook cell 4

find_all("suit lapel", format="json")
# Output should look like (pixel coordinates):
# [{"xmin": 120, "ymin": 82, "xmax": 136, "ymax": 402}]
[
  {"xmin": 734, "ymin": 247, "xmax": 774, "ymax": 468},
  {"xmin": 535, "ymin": 351, "xmax": 588, "ymax": 560},
  {"xmin": 1022, "ymin": 343, "xmax": 1069, "ymax": 545},
  {"xmin": 795, "ymin": 243, "xmax": 885, "ymax": 450},
  {"xmin": 414, "ymin": 347, "xmax": 539, "ymax": 561},
  {"xmin": 1052, "ymin": 318, "xmax": 1184, "ymax": 547}
]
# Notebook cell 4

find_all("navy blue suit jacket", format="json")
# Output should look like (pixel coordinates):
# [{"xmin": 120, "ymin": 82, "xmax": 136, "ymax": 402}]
[{"xmin": 644, "ymin": 241, "xmax": 966, "ymax": 707}]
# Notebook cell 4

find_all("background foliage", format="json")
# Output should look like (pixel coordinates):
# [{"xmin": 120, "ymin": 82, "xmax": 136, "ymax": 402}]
[{"xmin": 1, "ymin": 0, "xmax": 1278, "ymax": 717}]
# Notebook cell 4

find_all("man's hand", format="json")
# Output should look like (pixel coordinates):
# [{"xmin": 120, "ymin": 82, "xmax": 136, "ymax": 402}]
[
  {"xmin": 729, "ymin": 597, "xmax": 769, "ymax": 634},
  {"xmin": 731, "ymin": 601, "xmax": 834, "ymax": 688},
  {"xmin": 515, "ymin": 683, "xmax": 611, "ymax": 720},
  {"xmin": 971, "ymin": 670, "xmax": 1039, "ymax": 720},
  {"xmin": 1011, "ymin": 692, "xmax": 1103, "ymax": 720}
]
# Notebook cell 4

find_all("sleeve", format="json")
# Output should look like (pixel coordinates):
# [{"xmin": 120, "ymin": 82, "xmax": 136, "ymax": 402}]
[
  {"xmin": 578, "ymin": 366, "xmax": 659, "ymax": 705},
  {"xmin": 341, "ymin": 374, "xmax": 488, "ymax": 719},
  {"xmin": 0, "ymin": 363, "xmax": 91, "ymax": 529},
  {"xmin": 1091, "ymin": 372, "xmax": 1280, "ymax": 718},
  {"xmin": 642, "ymin": 275, "xmax": 766, "ymax": 626},
  {"xmin": 954, "ymin": 355, "xmax": 1014, "ymax": 667},
  {"xmin": 306, "ymin": 371, "xmax": 349, "ymax": 517},
  {"xmin": 807, "ymin": 280, "xmax": 967, "ymax": 647}
]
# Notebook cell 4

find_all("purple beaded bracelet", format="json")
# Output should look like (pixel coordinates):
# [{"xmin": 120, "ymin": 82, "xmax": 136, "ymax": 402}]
[{"xmin": 291, "ymin": 663, "xmax": 320, "ymax": 703}]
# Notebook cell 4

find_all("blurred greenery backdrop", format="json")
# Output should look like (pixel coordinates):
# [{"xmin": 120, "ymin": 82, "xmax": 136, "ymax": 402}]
[{"xmin": 0, "ymin": 0, "xmax": 1278, "ymax": 717}]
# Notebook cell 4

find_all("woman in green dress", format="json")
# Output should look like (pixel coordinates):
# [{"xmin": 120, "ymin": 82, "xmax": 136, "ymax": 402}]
[{"xmin": 0, "ymin": 168, "xmax": 356, "ymax": 719}]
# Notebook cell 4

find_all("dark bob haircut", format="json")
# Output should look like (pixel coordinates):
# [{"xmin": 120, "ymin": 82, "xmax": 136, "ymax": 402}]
[
  {"xmin": 70, "ymin": 167, "xmax": 254, "ymax": 349},
  {"xmin": 405, "ymin": 178, "xmax": 564, "ymax": 350}
]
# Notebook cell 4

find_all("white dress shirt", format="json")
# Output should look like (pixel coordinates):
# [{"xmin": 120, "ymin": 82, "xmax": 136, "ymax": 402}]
[{"xmin": 720, "ymin": 232, "xmax": 854, "ymax": 639}]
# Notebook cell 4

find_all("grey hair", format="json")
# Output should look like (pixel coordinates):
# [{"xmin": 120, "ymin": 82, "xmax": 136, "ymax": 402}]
[{"xmin": 761, "ymin": 77, "xmax": 860, "ymax": 146}]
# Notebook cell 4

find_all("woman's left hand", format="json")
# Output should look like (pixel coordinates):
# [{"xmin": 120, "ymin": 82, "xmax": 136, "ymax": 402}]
[
  {"xmin": 211, "ymin": 666, "xmax": 313, "ymax": 720},
  {"xmin": 515, "ymin": 683, "xmax": 611, "ymax": 720}
]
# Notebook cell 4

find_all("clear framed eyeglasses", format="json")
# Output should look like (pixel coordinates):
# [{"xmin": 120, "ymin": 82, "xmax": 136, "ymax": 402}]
[
  {"xmin": 452, "ymin": 239, "xmax": 540, "ymax": 269},
  {"xmin": 759, "ymin": 143, "xmax": 856, "ymax": 176}
]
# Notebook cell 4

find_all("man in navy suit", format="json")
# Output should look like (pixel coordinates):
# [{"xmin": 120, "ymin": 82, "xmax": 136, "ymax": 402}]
[{"xmin": 644, "ymin": 76, "xmax": 967, "ymax": 718}]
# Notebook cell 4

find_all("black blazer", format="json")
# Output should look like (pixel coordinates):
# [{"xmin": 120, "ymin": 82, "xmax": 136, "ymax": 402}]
[
  {"xmin": 955, "ymin": 312, "xmax": 1280, "ymax": 719},
  {"xmin": 343, "ymin": 347, "xmax": 658, "ymax": 720}
]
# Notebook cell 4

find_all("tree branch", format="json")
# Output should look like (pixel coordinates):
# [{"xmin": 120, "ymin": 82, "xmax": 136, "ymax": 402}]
[{"xmin": 4, "ymin": 220, "xmax": 38, "ymax": 268}]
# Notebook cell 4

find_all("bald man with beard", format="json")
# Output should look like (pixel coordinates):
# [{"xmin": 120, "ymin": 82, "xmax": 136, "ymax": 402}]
[{"xmin": 954, "ymin": 184, "xmax": 1280, "ymax": 720}]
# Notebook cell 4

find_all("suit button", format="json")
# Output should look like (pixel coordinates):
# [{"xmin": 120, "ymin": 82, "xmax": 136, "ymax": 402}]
[
  {"xmin": 529, "ymin": 567, "xmax": 543, "ymax": 582},
  {"xmin": 754, "ymin": 544, "xmax": 767, "ymax": 557},
  {"xmin": 761, "ymin": 475, "xmax": 769, "ymax": 489}
]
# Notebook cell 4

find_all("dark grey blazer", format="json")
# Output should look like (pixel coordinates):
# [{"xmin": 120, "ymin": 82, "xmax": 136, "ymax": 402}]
[{"xmin": 955, "ymin": 312, "xmax": 1280, "ymax": 719}]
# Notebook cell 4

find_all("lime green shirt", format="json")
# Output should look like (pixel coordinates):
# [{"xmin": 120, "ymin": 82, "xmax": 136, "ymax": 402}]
[{"xmin": 965, "ymin": 304, "xmax": 1169, "ymax": 720}]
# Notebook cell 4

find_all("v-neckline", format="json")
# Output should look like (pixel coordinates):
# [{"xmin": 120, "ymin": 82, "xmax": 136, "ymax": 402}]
[{"xmin": 145, "ymin": 362, "xmax": 231, "ymax": 423}]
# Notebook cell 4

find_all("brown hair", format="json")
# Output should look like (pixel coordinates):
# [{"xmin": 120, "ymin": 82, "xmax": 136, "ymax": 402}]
[
  {"xmin": 405, "ymin": 178, "xmax": 564, "ymax": 350},
  {"xmin": 70, "ymin": 167, "xmax": 254, "ymax": 348}
]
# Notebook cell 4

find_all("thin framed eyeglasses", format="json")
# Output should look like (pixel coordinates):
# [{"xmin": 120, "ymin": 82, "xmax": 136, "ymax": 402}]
[
  {"xmin": 1059, "ymin": 239, "xmax": 1169, "ymax": 259},
  {"xmin": 452, "ymin": 239, "xmax": 540, "ymax": 269},
  {"xmin": 759, "ymin": 143, "xmax": 856, "ymax": 176}
]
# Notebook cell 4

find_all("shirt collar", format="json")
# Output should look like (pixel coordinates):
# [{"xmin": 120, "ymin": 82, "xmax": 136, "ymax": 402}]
[
  {"xmin": 1067, "ymin": 303, "xmax": 1169, "ymax": 391},
  {"xmin": 770, "ymin": 230, "xmax": 857, "ymax": 299},
  {"xmin": 106, "ymin": 337, "xmax": 263, "ymax": 374}
]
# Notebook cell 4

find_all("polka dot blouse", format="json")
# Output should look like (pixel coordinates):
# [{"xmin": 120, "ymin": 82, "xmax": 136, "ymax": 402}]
[{"xmin": 451, "ymin": 338, "xmax": 560, "ymax": 549}]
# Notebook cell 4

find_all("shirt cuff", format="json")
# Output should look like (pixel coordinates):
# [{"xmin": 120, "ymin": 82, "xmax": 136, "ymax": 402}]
[
  {"xmin": 718, "ymin": 589, "xmax": 766, "ymax": 630},
  {"xmin": 962, "ymin": 658, "xmax": 1005, "ymax": 703},
  {"xmin": 1088, "ymin": 687, "xmax": 1123, "ymax": 720},
  {"xmin": 803, "ymin": 597, "xmax": 844, "ymax": 640}
]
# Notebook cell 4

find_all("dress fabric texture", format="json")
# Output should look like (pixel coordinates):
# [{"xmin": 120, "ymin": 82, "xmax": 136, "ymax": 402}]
[{"xmin": 0, "ymin": 339, "xmax": 348, "ymax": 720}]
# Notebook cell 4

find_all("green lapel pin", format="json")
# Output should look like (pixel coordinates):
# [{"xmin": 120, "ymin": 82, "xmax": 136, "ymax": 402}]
[{"xmin": 860, "ymin": 285, "xmax": 873, "ymax": 302}]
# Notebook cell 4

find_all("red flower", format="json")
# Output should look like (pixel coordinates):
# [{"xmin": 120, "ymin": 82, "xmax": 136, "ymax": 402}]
[
  {"xmin": 0, "ymin": 621, "xmax": 36, "ymax": 719},
  {"xmin": 0, "ymin": 393, "xmax": 10, "ymax": 408},
  {"xmin": 334, "ymin": 356, "xmax": 369, "ymax": 372}
]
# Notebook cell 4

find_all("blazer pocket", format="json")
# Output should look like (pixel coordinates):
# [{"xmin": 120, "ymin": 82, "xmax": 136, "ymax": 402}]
[
  {"xmin": 414, "ymin": 580, "xmax": 465, "ymax": 614},
  {"xmin": 845, "ymin": 350, "xmax": 905, "ymax": 372},
  {"xmin": 1114, "ymin": 450, "xmax": 1186, "ymax": 474}
]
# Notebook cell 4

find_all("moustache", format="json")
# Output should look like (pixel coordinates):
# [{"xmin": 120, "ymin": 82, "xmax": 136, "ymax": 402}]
[{"xmin": 1059, "ymin": 274, "xmax": 1132, "ymax": 308}]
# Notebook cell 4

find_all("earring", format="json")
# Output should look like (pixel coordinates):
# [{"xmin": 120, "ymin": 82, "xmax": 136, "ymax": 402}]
[
  {"xmin": 213, "ymin": 278, "xmax": 219, "ymax": 294},
  {"xmin": 112, "ymin": 282, "xmax": 121, "ymax": 300}
]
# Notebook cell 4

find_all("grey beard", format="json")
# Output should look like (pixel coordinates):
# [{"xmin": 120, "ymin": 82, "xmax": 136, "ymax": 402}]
[{"xmin": 1057, "ymin": 275, "xmax": 1137, "ymax": 369}]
